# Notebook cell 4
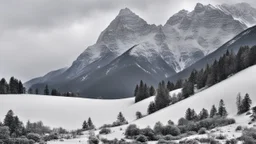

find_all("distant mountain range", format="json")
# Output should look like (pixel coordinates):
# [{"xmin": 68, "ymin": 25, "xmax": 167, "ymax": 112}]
[{"xmin": 25, "ymin": 3, "xmax": 256, "ymax": 99}]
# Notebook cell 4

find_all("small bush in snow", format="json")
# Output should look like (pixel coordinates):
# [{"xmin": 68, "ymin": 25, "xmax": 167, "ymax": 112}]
[
  {"xmin": 197, "ymin": 137, "xmax": 220, "ymax": 144},
  {"xmin": 161, "ymin": 125, "xmax": 180, "ymax": 136},
  {"xmin": 136, "ymin": 134, "xmax": 148, "ymax": 142},
  {"xmin": 99, "ymin": 128, "xmax": 111, "ymax": 134},
  {"xmin": 27, "ymin": 133, "xmax": 41, "ymax": 142},
  {"xmin": 136, "ymin": 111, "xmax": 143, "ymax": 119},
  {"xmin": 198, "ymin": 127, "xmax": 207, "ymax": 134},
  {"xmin": 139, "ymin": 127, "xmax": 157, "ymax": 141},
  {"xmin": 88, "ymin": 136, "xmax": 99, "ymax": 144},
  {"xmin": 125, "ymin": 124, "xmax": 140, "ymax": 137},
  {"xmin": 235, "ymin": 125, "xmax": 242, "ymax": 131}
]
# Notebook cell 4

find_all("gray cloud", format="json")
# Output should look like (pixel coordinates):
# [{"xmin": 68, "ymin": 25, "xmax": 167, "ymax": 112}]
[{"xmin": 0, "ymin": 0, "xmax": 255, "ymax": 81}]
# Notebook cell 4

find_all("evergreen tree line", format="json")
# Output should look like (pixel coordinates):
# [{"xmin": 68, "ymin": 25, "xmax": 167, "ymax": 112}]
[
  {"xmin": 134, "ymin": 80, "xmax": 156, "ymax": 103},
  {"xmin": 236, "ymin": 93, "xmax": 252, "ymax": 114},
  {"xmin": 184, "ymin": 99, "xmax": 228, "ymax": 122},
  {"xmin": 28, "ymin": 85, "xmax": 79, "ymax": 97},
  {"xmin": 181, "ymin": 45, "xmax": 256, "ymax": 99},
  {"xmin": 0, "ymin": 77, "xmax": 25, "ymax": 94}
]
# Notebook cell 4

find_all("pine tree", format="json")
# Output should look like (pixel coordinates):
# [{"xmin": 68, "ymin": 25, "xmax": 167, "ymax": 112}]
[
  {"xmin": 87, "ymin": 117, "xmax": 94, "ymax": 129},
  {"xmin": 134, "ymin": 85, "xmax": 139, "ymax": 96},
  {"xmin": 182, "ymin": 80, "xmax": 194, "ymax": 98},
  {"xmin": 18, "ymin": 81, "xmax": 24, "ymax": 94},
  {"xmin": 143, "ymin": 84, "xmax": 150, "ymax": 99},
  {"xmin": 4, "ymin": 110, "xmax": 15, "ymax": 134},
  {"xmin": 185, "ymin": 108, "xmax": 198, "ymax": 121},
  {"xmin": 236, "ymin": 93, "xmax": 243, "ymax": 114},
  {"xmin": 155, "ymin": 81, "xmax": 170, "ymax": 110},
  {"xmin": 28, "ymin": 88, "xmax": 33, "ymax": 94},
  {"xmin": 35, "ymin": 88, "xmax": 39, "ymax": 94},
  {"xmin": 196, "ymin": 69, "xmax": 206, "ymax": 89},
  {"xmin": 199, "ymin": 108, "xmax": 209, "ymax": 120},
  {"xmin": 242, "ymin": 93, "xmax": 252, "ymax": 113},
  {"xmin": 82, "ymin": 120, "xmax": 88, "ymax": 130},
  {"xmin": 175, "ymin": 79, "xmax": 183, "ymax": 89},
  {"xmin": 51, "ymin": 89, "xmax": 58, "ymax": 96},
  {"xmin": 185, "ymin": 108, "xmax": 193, "ymax": 121},
  {"xmin": 0, "ymin": 78, "xmax": 9, "ymax": 94},
  {"xmin": 147, "ymin": 102, "xmax": 156, "ymax": 114},
  {"xmin": 136, "ymin": 111, "xmax": 142, "ymax": 119},
  {"xmin": 135, "ymin": 80, "xmax": 144, "ymax": 103},
  {"xmin": 167, "ymin": 81, "xmax": 175, "ymax": 91},
  {"xmin": 249, "ymin": 46, "xmax": 256, "ymax": 65},
  {"xmin": 188, "ymin": 70, "xmax": 197, "ymax": 84},
  {"xmin": 218, "ymin": 99, "xmax": 228, "ymax": 117},
  {"xmin": 210, "ymin": 105, "xmax": 217, "ymax": 118},
  {"xmin": 149, "ymin": 86, "xmax": 156, "ymax": 96},
  {"xmin": 44, "ymin": 85, "xmax": 49, "ymax": 95},
  {"xmin": 117, "ymin": 112, "xmax": 126, "ymax": 123}
]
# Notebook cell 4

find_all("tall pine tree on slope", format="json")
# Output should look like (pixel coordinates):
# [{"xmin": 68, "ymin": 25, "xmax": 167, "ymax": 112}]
[
  {"xmin": 242, "ymin": 93, "xmax": 252, "ymax": 113},
  {"xmin": 210, "ymin": 105, "xmax": 217, "ymax": 118},
  {"xmin": 218, "ymin": 99, "xmax": 228, "ymax": 117},
  {"xmin": 155, "ymin": 81, "xmax": 170, "ymax": 110}
]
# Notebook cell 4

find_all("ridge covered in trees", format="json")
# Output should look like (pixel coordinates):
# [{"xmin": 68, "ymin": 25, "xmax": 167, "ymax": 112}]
[{"xmin": 180, "ymin": 45, "xmax": 256, "ymax": 99}]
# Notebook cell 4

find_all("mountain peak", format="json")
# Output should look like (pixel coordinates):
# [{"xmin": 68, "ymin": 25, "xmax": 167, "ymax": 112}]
[
  {"xmin": 118, "ymin": 8, "xmax": 134, "ymax": 16},
  {"xmin": 194, "ymin": 3, "xmax": 205, "ymax": 12}
]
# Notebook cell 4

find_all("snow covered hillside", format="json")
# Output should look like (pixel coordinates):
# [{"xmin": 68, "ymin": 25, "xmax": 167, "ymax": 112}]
[
  {"xmin": 1, "ymin": 66, "xmax": 256, "ymax": 132},
  {"xmin": 133, "ymin": 65, "xmax": 256, "ymax": 128},
  {"xmin": 0, "ymin": 89, "xmax": 180, "ymax": 130}
]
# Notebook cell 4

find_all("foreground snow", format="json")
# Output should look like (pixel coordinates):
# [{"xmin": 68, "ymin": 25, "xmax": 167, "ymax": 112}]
[{"xmin": 0, "ymin": 87, "xmax": 181, "ymax": 130}]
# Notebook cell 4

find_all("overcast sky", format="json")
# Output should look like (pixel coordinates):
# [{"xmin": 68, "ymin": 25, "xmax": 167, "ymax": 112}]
[{"xmin": 1, "ymin": 0, "xmax": 255, "ymax": 82}]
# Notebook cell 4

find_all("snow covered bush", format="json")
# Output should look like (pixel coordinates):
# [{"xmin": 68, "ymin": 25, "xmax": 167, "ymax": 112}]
[
  {"xmin": 27, "ymin": 133, "xmax": 41, "ymax": 142},
  {"xmin": 42, "ymin": 133, "xmax": 58, "ymax": 141},
  {"xmin": 235, "ymin": 125, "xmax": 242, "ymax": 131},
  {"xmin": 136, "ymin": 134, "xmax": 148, "ymax": 142},
  {"xmin": 99, "ymin": 128, "xmax": 111, "ymax": 134},
  {"xmin": 161, "ymin": 125, "xmax": 180, "ymax": 136},
  {"xmin": 125, "ymin": 124, "xmax": 140, "ymax": 138},
  {"xmin": 179, "ymin": 139, "xmax": 199, "ymax": 144},
  {"xmin": 139, "ymin": 127, "xmax": 157, "ymax": 141},
  {"xmin": 198, "ymin": 127, "xmax": 207, "ymax": 134},
  {"xmin": 88, "ymin": 135, "xmax": 99, "ymax": 144},
  {"xmin": 136, "ymin": 111, "xmax": 143, "ymax": 119}
]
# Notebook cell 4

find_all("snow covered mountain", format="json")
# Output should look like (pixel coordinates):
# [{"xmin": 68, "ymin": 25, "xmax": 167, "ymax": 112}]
[
  {"xmin": 217, "ymin": 3, "xmax": 256, "ymax": 27},
  {"xmin": 26, "ymin": 3, "xmax": 256, "ymax": 99},
  {"xmin": 167, "ymin": 25, "xmax": 256, "ymax": 83}
]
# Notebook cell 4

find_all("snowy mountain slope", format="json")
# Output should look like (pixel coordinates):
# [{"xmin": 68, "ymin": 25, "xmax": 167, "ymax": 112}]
[
  {"xmin": 218, "ymin": 3, "xmax": 256, "ymax": 27},
  {"xmin": 27, "ymin": 3, "xmax": 255, "ymax": 99},
  {"xmin": 0, "ymin": 95, "xmax": 134, "ymax": 130},
  {"xmin": 167, "ymin": 25, "xmax": 256, "ymax": 83},
  {"xmin": 134, "ymin": 65, "xmax": 256, "ymax": 128},
  {"xmin": 163, "ymin": 3, "xmax": 247, "ymax": 70}
]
